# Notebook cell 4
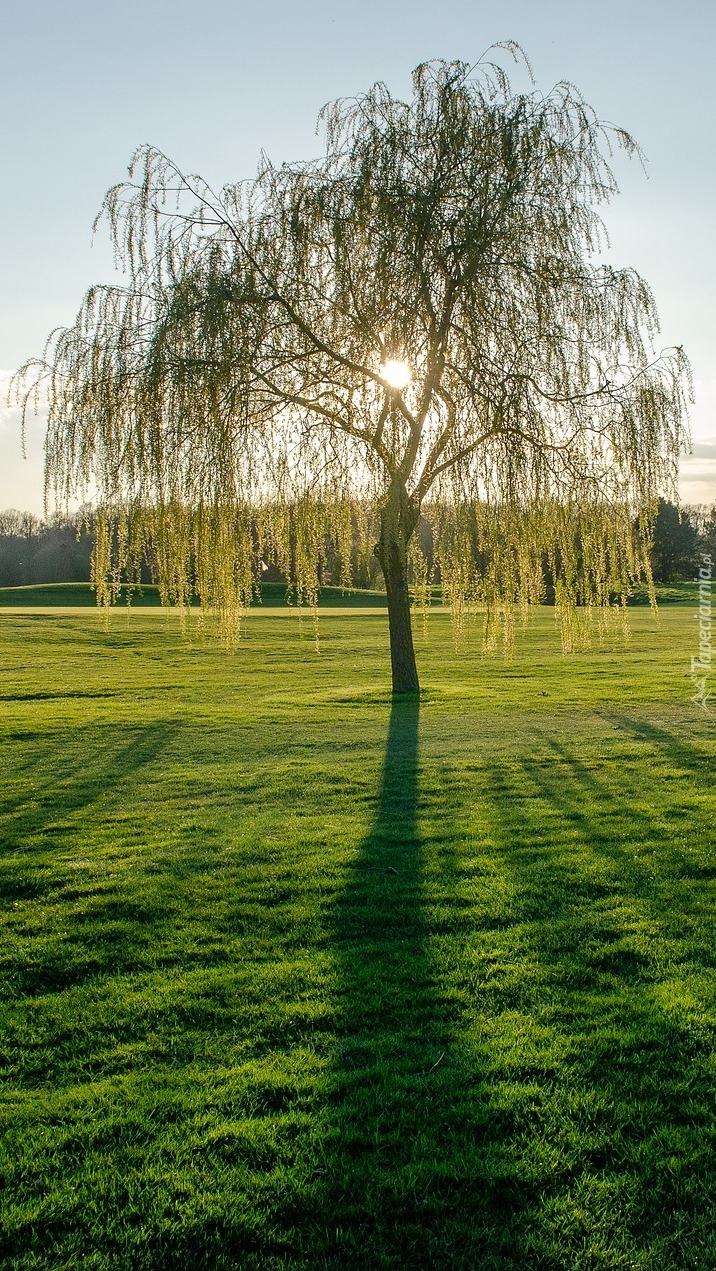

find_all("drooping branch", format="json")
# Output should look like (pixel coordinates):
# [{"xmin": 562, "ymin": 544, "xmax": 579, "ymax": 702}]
[{"xmin": 10, "ymin": 47, "xmax": 690, "ymax": 669}]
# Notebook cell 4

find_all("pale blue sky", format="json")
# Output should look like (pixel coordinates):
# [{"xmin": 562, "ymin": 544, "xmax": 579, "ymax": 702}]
[{"xmin": 2, "ymin": 0, "xmax": 714, "ymax": 510}]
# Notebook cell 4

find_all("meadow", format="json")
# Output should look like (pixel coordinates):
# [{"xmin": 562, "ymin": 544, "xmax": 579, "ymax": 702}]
[{"xmin": 1, "ymin": 592, "xmax": 715, "ymax": 1269}]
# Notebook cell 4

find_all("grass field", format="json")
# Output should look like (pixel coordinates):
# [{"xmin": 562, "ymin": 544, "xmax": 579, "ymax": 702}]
[
  {"xmin": 0, "ymin": 579, "xmax": 699, "ymax": 609},
  {"xmin": 1, "ymin": 597, "xmax": 715, "ymax": 1268},
  {"xmin": 0, "ymin": 582, "xmax": 390, "ymax": 609}
]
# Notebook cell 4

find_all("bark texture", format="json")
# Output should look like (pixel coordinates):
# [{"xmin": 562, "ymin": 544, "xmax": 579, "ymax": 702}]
[{"xmin": 376, "ymin": 483, "xmax": 420, "ymax": 695}]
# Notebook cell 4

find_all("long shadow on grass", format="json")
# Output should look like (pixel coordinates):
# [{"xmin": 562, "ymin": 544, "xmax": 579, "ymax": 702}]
[
  {"xmin": 607, "ymin": 713, "xmax": 716, "ymax": 785},
  {"xmin": 1, "ymin": 721, "xmax": 181, "ymax": 994},
  {"xmin": 0, "ymin": 721, "xmax": 179, "ymax": 847},
  {"xmin": 311, "ymin": 698, "xmax": 485, "ymax": 1268},
  {"xmin": 477, "ymin": 736, "xmax": 716, "ymax": 1265}
]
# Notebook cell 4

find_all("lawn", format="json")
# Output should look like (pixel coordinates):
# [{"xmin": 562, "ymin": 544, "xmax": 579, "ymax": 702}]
[{"xmin": 1, "ymin": 599, "xmax": 715, "ymax": 1269}]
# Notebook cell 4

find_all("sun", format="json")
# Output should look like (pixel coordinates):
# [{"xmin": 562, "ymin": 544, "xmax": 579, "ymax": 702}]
[{"xmin": 380, "ymin": 359, "xmax": 411, "ymax": 389}]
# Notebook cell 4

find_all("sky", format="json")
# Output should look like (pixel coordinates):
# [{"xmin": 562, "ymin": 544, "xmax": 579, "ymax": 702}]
[{"xmin": 1, "ymin": 0, "xmax": 714, "ymax": 513}]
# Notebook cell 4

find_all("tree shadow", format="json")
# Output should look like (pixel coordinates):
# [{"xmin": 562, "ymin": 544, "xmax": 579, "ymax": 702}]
[
  {"xmin": 309, "ymin": 698, "xmax": 487, "ymax": 1267},
  {"xmin": 474, "ymin": 735, "xmax": 716, "ymax": 1265},
  {"xmin": 1, "ymin": 720, "xmax": 182, "ymax": 994},
  {"xmin": 606, "ymin": 713, "xmax": 716, "ymax": 786},
  {"xmin": 0, "ymin": 720, "xmax": 180, "ymax": 846},
  {"xmin": 304, "ymin": 711, "xmax": 716, "ymax": 1267}
]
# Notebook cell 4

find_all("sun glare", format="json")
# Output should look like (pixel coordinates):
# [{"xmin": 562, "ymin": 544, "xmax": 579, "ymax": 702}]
[{"xmin": 380, "ymin": 359, "xmax": 411, "ymax": 389}]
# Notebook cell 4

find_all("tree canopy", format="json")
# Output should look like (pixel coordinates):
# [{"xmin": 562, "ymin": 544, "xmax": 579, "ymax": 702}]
[
  {"xmin": 650, "ymin": 499, "xmax": 699, "ymax": 582},
  {"xmin": 16, "ymin": 46, "xmax": 690, "ymax": 691}
]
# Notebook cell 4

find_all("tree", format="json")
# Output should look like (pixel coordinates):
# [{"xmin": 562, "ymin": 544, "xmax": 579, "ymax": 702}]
[
  {"xmin": 0, "ymin": 508, "xmax": 95, "ymax": 587},
  {"xmin": 649, "ymin": 499, "xmax": 698, "ymax": 582},
  {"xmin": 695, "ymin": 503, "xmax": 716, "ymax": 564},
  {"xmin": 16, "ymin": 48, "xmax": 689, "ymax": 692}
]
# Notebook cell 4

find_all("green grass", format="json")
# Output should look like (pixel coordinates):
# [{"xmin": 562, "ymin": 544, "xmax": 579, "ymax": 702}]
[
  {"xmin": 1, "ymin": 602, "xmax": 715, "ymax": 1268},
  {"xmin": 0, "ymin": 578, "xmax": 701, "ymax": 610},
  {"xmin": 627, "ymin": 580, "xmax": 701, "ymax": 605},
  {"xmin": 0, "ymin": 581, "xmax": 389, "ymax": 608}
]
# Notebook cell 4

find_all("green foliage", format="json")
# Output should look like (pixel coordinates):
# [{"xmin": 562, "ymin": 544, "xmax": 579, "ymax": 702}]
[
  {"xmin": 1, "ymin": 607, "xmax": 715, "ymax": 1267},
  {"xmin": 650, "ymin": 499, "xmax": 699, "ymax": 582},
  {"xmin": 13, "ymin": 48, "xmax": 689, "ymax": 672},
  {"xmin": 0, "ymin": 509, "xmax": 93, "ymax": 588},
  {"xmin": 695, "ymin": 503, "xmax": 716, "ymax": 563}
]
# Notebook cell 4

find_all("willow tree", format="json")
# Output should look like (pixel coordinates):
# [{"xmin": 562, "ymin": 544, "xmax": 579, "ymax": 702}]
[{"xmin": 17, "ymin": 48, "xmax": 688, "ymax": 692}]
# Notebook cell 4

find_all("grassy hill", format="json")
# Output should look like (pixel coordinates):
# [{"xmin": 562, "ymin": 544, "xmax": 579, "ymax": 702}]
[
  {"xmin": 0, "ymin": 580, "xmax": 389, "ymax": 608},
  {"xmin": 0, "ymin": 578, "xmax": 701, "ymax": 609}
]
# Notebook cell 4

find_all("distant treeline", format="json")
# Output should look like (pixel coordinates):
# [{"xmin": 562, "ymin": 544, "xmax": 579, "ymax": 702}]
[
  {"xmin": 0, "ymin": 499, "xmax": 714, "ymax": 589},
  {"xmin": 0, "ymin": 509, "xmax": 95, "ymax": 588}
]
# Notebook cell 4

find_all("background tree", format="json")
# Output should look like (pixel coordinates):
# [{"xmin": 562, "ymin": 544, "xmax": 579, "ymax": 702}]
[
  {"xmin": 0, "ymin": 509, "xmax": 94, "ymax": 587},
  {"xmin": 695, "ymin": 503, "xmax": 716, "ymax": 564},
  {"xmin": 16, "ymin": 48, "xmax": 689, "ymax": 692},
  {"xmin": 649, "ymin": 499, "xmax": 698, "ymax": 582}
]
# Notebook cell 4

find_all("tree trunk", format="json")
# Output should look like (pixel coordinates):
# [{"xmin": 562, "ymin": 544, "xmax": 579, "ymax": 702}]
[{"xmin": 376, "ymin": 482, "xmax": 420, "ymax": 695}]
